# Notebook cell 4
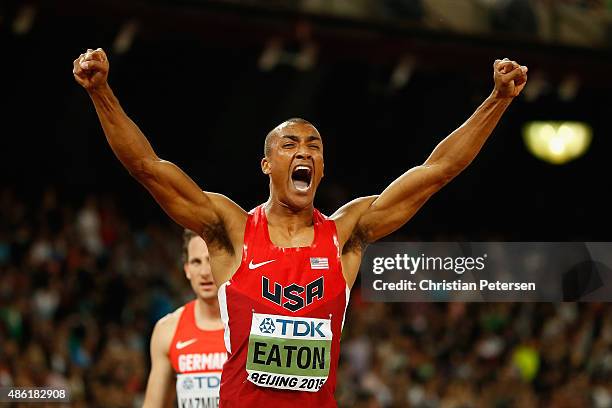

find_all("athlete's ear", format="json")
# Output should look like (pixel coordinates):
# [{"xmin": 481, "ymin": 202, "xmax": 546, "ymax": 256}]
[
  {"xmin": 261, "ymin": 157, "xmax": 271, "ymax": 175},
  {"xmin": 184, "ymin": 262, "xmax": 191, "ymax": 280}
]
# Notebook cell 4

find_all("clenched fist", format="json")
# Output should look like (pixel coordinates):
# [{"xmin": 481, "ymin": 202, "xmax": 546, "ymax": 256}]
[
  {"xmin": 493, "ymin": 58, "xmax": 528, "ymax": 99},
  {"xmin": 73, "ymin": 48, "xmax": 109, "ymax": 91}
]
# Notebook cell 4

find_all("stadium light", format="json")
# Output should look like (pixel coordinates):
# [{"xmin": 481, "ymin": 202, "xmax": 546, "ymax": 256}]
[
  {"xmin": 558, "ymin": 74, "xmax": 580, "ymax": 102},
  {"xmin": 522, "ymin": 71, "xmax": 549, "ymax": 102},
  {"xmin": 113, "ymin": 20, "xmax": 139, "ymax": 55},
  {"xmin": 390, "ymin": 55, "xmax": 416, "ymax": 91},
  {"xmin": 13, "ymin": 4, "xmax": 36, "ymax": 35},
  {"xmin": 523, "ymin": 121, "xmax": 592, "ymax": 165}
]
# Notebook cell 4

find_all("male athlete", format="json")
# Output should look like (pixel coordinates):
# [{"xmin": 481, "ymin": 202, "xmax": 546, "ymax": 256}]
[
  {"xmin": 143, "ymin": 231, "xmax": 226, "ymax": 408},
  {"xmin": 74, "ymin": 48, "xmax": 527, "ymax": 407}
]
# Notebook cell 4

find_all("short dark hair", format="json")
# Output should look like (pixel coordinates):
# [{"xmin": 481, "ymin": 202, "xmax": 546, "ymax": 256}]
[
  {"xmin": 264, "ymin": 117, "xmax": 314, "ymax": 157},
  {"xmin": 182, "ymin": 229, "xmax": 198, "ymax": 263}
]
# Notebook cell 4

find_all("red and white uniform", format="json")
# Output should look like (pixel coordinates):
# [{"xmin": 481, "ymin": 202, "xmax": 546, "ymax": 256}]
[
  {"xmin": 169, "ymin": 300, "xmax": 227, "ymax": 408},
  {"xmin": 218, "ymin": 205, "xmax": 350, "ymax": 407}
]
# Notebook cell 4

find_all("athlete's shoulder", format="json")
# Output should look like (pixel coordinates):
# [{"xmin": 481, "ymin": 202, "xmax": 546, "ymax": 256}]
[
  {"xmin": 205, "ymin": 192, "xmax": 248, "ymax": 219},
  {"xmin": 150, "ymin": 305, "xmax": 186, "ymax": 357},
  {"xmin": 154, "ymin": 305, "xmax": 185, "ymax": 335},
  {"xmin": 205, "ymin": 191, "xmax": 248, "ymax": 225},
  {"xmin": 330, "ymin": 195, "xmax": 378, "ymax": 220},
  {"xmin": 329, "ymin": 195, "xmax": 378, "ymax": 246}
]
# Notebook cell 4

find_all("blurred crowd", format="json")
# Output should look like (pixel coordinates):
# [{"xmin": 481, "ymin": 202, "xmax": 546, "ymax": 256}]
[
  {"xmin": 1, "ymin": 188, "xmax": 611, "ymax": 407},
  {"xmin": 0, "ymin": 188, "xmax": 187, "ymax": 407},
  {"xmin": 339, "ymin": 301, "xmax": 612, "ymax": 407},
  {"xmin": 230, "ymin": 0, "xmax": 612, "ymax": 48}
]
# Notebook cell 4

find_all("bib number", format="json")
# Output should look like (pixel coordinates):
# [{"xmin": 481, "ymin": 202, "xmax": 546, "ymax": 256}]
[
  {"xmin": 176, "ymin": 372, "xmax": 221, "ymax": 407},
  {"xmin": 246, "ymin": 312, "xmax": 332, "ymax": 392}
]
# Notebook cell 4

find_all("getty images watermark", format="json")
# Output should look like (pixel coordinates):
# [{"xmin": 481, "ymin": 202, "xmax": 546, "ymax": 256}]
[
  {"xmin": 360, "ymin": 243, "xmax": 612, "ymax": 302},
  {"xmin": 370, "ymin": 252, "xmax": 536, "ymax": 291}
]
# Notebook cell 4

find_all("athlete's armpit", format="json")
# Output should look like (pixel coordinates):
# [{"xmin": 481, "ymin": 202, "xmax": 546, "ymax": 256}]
[
  {"xmin": 342, "ymin": 225, "xmax": 369, "ymax": 255},
  {"xmin": 203, "ymin": 192, "xmax": 248, "ymax": 257},
  {"xmin": 331, "ymin": 195, "xmax": 378, "ymax": 251},
  {"xmin": 202, "ymin": 218, "xmax": 234, "ymax": 255}
]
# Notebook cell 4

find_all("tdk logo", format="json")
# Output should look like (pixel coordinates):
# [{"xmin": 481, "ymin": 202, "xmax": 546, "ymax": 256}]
[
  {"xmin": 262, "ymin": 276, "xmax": 324, "ymax": 312},
  {"xmin": 182, "ymin": 375, "xmax": 221, "ymax": 389},
  {"xmin": 275, "ymin": 318, "xmax": 326, "ymax": 338},
  {"xmin": 182, "ymin": 377, "xmax": 194, "ymax": 390},
  {"xmin": 259, "ymin": 317, "xmax": 275, "ymax": 334}
]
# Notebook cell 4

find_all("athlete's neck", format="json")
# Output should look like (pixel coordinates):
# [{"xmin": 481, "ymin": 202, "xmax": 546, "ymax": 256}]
[
  {"xmin": 194, "ymin": 297, "xmax": 223, "ymax": 330},
  {"xmin": 264, "ymin": 199, "xmax": 314, "ymax": 231}
]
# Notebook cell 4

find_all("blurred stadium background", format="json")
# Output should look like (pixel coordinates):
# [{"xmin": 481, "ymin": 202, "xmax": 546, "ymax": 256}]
[{"xmin": 1, "ymin": 0, "xmax": 612, "ymax": 406}]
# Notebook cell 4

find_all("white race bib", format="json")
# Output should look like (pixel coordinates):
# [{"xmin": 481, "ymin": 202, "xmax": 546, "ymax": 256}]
[
  {"xmin": 176, "ymin": 372, "xmax": 221, "ymax": 408},
  {"xmin": 246, "ymin": 312, "xmax": 332, "ymax": 392}
]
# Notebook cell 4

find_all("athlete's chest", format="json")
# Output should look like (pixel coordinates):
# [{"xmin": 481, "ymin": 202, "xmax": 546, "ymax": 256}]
[
  {"xmin": 229, "ymin": 206, "xmax": 346, "ymax": 314},
  {"xmin": 236, "ymin": 244, "xmax": 340, "ymax": 313},
  {"xmin": 266, "ymin": 224, "xmax": 315, "ymax": 248},
  {"xmin": 169, "ymin": 316, "xmax": 227, "ymax": 374}
]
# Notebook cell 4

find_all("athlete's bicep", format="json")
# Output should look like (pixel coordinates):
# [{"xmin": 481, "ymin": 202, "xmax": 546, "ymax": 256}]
[
  {"xmin": 357, "ymin": 164, "xmax": 451, "ymax": 242},
  {"xmin": 135, "ymin": 159, "xmax": 247, "ymax": 250},
  {"xmin": 133, "ymin": 158, "xmax": 215, "ymax": 232}
]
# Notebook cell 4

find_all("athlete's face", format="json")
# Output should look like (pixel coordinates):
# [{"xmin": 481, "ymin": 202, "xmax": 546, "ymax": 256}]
[
  {"xmin": 184, "ymin": 236, "xmax": 217, "ymax": 300},
  {"xmin": 262, "ymin": 122, "xmax": 324, "ymax": 210}
]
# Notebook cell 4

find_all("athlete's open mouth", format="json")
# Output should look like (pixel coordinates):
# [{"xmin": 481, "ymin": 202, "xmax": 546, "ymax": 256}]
[{"xmin": 291, "ymin": 165, "xmax": 312, "ymax": 192}]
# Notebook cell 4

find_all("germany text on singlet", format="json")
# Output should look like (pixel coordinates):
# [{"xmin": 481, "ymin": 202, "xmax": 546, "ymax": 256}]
[{"xmin": 169, "ymin": 300, "xmax": 227, "ymax": 408}]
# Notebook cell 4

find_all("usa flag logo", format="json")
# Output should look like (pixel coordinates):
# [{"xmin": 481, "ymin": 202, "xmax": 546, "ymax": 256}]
[{"xmin": 310, "ymin": 257, "xmax": 329, "ymax": 270}]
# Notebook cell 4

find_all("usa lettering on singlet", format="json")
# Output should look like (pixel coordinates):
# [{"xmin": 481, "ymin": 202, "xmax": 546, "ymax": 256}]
[
  {"xmin": 218, "ymin": 205, "xmax": 351, "ymax": 408},
  {"xmin": 169, "ymin": 300, "xmax": 227, "ymax": 408}
]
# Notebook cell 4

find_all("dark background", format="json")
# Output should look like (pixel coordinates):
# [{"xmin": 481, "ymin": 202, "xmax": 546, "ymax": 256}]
[
  {"xmin": 2, "ymin": 0, "xmax": 610, "ymax": 240},
  {"xmin": 2, "ymin": 1, "xmax": 612, "ymax": 407}
]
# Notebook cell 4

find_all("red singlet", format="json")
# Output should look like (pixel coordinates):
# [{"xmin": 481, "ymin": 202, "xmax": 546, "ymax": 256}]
[
  {"xmin": 169, "ymin": 300, "xmax": 227, "ymax": 407},
  {"xmin": 218, "ymin": 205, "xmax": 350, "ymax": 407}
]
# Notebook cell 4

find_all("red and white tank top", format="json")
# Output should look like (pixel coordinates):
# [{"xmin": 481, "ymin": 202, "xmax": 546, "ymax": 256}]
[
  {"xmin": 218, "ymin": 205, "xmax": 350, "ymax": 408},
  {"xmin": 169, "ymin": 300, "xmax": 227, "ymax": 407}
]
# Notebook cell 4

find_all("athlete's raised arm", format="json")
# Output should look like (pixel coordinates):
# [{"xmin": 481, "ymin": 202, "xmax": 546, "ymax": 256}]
[
  {"xmin": 73, "ymin": 49, "xmax": 247, "ymax": 259},
  {"xmin": 336, "ymin": 58, "xmax": 527, "ymax": 254}
]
